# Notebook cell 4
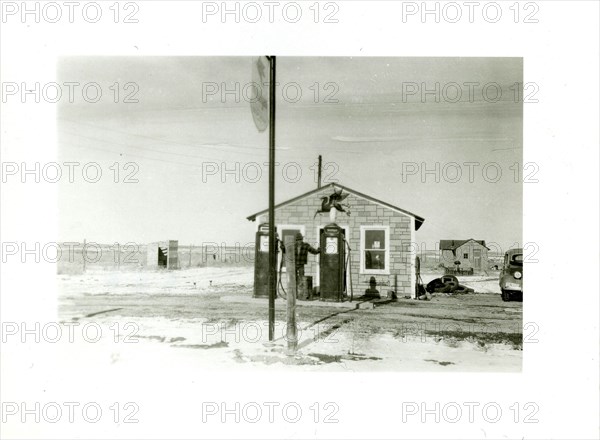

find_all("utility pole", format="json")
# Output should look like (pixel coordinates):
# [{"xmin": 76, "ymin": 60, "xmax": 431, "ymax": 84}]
[
  {"xmin": 250, "ymin": 56, "xmax": 277, "ymax": 342},
  {"xmin": 268, "ymin": 56, "xmax": 277, "ymax": 342}
]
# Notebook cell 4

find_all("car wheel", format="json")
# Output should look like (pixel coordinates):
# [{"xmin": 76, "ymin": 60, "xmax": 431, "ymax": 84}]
[
  {"xmin": 441, "ymin": 275, "xmax": 459, "ymax": 292},
  {"xmin": 501, "ymin": 290, "xmax": 511, "ymax": 302}
]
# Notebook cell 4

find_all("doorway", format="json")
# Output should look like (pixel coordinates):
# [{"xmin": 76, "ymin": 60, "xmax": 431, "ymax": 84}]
[{"xmin": 473, "ymin": 248, "xmax": 482, "ymax": 270}]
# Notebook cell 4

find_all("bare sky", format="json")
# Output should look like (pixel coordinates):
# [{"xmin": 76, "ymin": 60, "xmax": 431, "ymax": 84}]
[{"xmin": 58, "ymin": 57, "xmax": 523, "ymax": 251}]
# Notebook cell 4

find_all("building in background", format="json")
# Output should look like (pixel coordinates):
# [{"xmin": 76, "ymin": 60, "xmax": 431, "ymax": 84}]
[{"xmin": 439, "ymin": 239, "xmax": 489, "ymax": 274}]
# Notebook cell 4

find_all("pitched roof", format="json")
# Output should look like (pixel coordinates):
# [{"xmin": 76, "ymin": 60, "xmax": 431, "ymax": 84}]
[
  {"xmin": 439, "ymin": 239, "xmax": 489, "ymax": 250},
  {"xmin": 246, "ymin": 182, "xmax": 425, "ymax": 230}
]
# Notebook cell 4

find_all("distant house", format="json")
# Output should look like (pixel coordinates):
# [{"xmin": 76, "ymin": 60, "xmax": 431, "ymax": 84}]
[
  {"xmin": 439, "ymin": 239, "xmax": 489, "ymax": 273},
  {"xmin": 247, "ymin": 182, "xmax": 425, "ymax": 298}
]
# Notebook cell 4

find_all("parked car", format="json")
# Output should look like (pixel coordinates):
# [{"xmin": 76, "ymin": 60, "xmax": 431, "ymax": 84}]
[{"xmin": 499, "ymin": 248, "xmax": 523, "ymax": 301}]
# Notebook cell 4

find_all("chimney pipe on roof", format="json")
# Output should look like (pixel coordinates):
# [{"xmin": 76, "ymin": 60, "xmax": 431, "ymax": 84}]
[{"xmin": 317, "ymin": 155, "xmax": 322, "ymax": 189}]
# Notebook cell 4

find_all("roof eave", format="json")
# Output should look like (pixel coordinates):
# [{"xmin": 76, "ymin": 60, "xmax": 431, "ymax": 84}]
[{"xmin": 246, "ymin": 182, "xmax": 426, "ymax": 230}]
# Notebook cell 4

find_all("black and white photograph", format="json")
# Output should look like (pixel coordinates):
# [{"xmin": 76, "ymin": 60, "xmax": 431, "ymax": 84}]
[
  {"xmin": 51, "ymin": 55, "xmax": 526, "ymax": 371},
  {"xmin": 1, "ymin": 1, "xmax": 598, "ymax": 439}
]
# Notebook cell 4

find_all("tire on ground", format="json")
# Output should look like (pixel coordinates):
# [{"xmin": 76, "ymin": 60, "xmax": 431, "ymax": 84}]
[{"xmin": 441, "ymin": 275, "xmax": 459, "ymax": 292}]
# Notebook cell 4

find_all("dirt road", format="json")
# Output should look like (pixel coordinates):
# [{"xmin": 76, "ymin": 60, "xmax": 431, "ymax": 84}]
[{"xmin": 56, "ymin": 268, "xmax": 523, "ymax": 371}]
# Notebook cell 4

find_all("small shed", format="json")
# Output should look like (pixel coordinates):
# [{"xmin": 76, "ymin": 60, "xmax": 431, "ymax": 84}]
[
  {"xmin": 247, "ymin": 183, "xmax": 425, "ymax": 298},
  {"xmin": 439, "ymin": 239, "xmax": 489, "ymax": 273},
  {"xmin": 146, "ymin": 240, "xmax": 179, "ymax": 270}
]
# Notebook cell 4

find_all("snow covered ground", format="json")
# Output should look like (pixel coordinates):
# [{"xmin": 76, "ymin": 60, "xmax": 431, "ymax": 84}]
[
  {"xmin": 58, "ymin": 266, "xmax": 254, "ymax": 296},
  {"xmin": 58, "ymin": 267, "xmax": 502, "ymax": 297},
  {"xmin": 2, "ymin": 266, "xmax": 523, "ymax": 438},
  {"xmin": 52, "ymin": 266, "xmax": 520, "ymax": 373}
]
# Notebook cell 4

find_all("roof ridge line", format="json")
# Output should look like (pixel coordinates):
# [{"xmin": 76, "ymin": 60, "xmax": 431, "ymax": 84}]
[{"xmin": 246, "ymin": 181, "xmax": 425, "ymax": 230}]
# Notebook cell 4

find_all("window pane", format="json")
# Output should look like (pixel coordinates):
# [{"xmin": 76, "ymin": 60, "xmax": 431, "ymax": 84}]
[
  {"xmin": 365, "ymin": 230, "xmax": 385, "ymax": 249},
  {"xmin": 365, "ymin": 250, "xmax": 386, "ymax": 270}
]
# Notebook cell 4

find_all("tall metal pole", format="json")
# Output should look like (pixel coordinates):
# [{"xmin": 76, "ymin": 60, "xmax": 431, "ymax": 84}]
[{"xmin": 268, "ymin": 56, "xmax": 277, "ymax": 341}]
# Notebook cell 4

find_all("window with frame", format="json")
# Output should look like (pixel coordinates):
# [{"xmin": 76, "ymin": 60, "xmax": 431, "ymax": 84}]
[
  {"xmin": 361, "ymin": 226, "xmax": 389, "ymax": 274},
  {"xmin": 463, "ymin": 253, "xmax": 469, "ymax": 259}
]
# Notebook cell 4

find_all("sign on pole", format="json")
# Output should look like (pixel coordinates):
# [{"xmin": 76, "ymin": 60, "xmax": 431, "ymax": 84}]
[{"xmin": 250, "ymin": 56, "xmax": 269, "ymax": 133}]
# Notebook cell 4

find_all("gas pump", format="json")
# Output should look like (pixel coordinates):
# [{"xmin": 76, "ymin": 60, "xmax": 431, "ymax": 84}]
[
  {"xmin": 253, "ymin": 223, "xmax": 277, "ymax": 298},
  {"xmin": 319, "ymin": 224, "xmax": 346, "ymax": 302}
]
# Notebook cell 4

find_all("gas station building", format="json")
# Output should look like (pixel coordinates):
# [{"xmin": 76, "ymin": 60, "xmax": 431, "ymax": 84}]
[{"xmin": 247, "ymin": 183, "xmax": 425, "ymax": 299}]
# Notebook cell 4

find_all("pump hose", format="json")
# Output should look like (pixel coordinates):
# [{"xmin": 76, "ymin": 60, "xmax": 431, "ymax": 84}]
[
  {"xmin": 344, "ymin": 239, "xmax": 353, "ymax": 302},
  {"xmin": 276, "ymin": 243, "xmax": 288, "ymax": 300}
]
